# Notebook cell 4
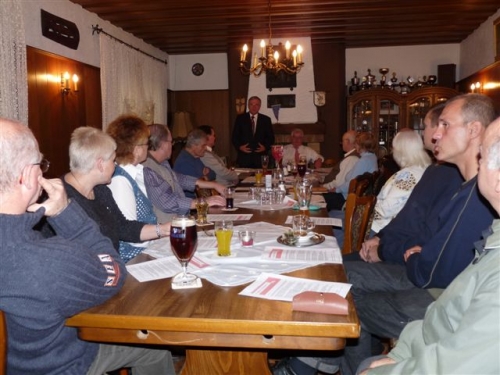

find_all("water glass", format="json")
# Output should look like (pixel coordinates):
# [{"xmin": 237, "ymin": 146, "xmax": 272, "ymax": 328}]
[
  {"xmin": 238, "ymin": 230, "xmax": 256, "ymax": 247},
  {"xmin": 292, "ymin": 215, "xmax": 315, "ymax": 238}
]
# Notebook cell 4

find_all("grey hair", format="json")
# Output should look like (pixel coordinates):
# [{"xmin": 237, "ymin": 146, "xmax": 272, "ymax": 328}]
[
  {"xmin": 392, "ymin": 130, "xmax": 432, "ymax": 168},
  {"xmin": 0, "ymin": 118, "xmax": 40, "ymax": 194},
  {"xmin": 445, "ymin": 94, "xmax": 496, "ymax": 128},
  {"xmin": 69, "ymin": 127, "xmax": 116, "ymax": 173},
  {"xmin": 486, "ymin": 134, "xmax": 500, "ymax": 170},
  {"xmin": 186, "ymin": 129, "xmax": 207, "ymax": 148},
  {"xmin": 291, "ymin": 128, "xmax": 304, "ymax": 137},
  {"xmin": 148, "ymin": 123, "xmax": 170, "ymax": 151}
]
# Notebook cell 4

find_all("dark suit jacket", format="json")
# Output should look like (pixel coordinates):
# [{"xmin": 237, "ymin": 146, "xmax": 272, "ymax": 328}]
[{"xmin": 232, "ymin": 112, "xmax": 275, "ymax": 168}]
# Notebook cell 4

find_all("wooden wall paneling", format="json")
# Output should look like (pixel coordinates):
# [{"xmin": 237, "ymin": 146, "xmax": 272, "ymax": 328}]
[
  {"xmin": 27, "ymin": 47, "xmax": 101, "ymax": 178},
  {"xmin": 312, "ymin": 42, "xmax": 346, "ymax": 161},
  {"xmin": 456, "ymin": 60, "xmax": 500, "ymax": 114},
  {"xmin": 82, "ymin": 65, "xmax": 103, "ymax": 128},
  {"xmin": 169, "ymin": 90, "xmax": 230, "ymax": 160},
  {"xmin": 227, "ymin": 44, "xmax": 250, "ymax": 166}
]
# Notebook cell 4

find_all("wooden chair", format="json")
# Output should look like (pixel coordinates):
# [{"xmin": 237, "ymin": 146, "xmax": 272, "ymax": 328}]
[
  {"xmin": 342, "ymin": 193, "xmax": 376, "ymax": 255},
  {"xmin": 348, "ymin": 172, "xmax": 373, "ymax": 196},
  {"xmin": 0, "ymin": 310, "xmax": 7, "ymax": 375}
]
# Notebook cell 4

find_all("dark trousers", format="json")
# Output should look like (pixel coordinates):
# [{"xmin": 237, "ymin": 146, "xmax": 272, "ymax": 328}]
[{"xmin": 323, "ymin": 192, "xmax": 346, "ymax": 211}]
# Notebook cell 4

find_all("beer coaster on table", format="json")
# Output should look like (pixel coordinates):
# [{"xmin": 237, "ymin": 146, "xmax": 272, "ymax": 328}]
[
  {"xmin": 292, "ymin": 205, "xmax": 320, "ymax": 211},
  {"xmin": 196, "ymin": 222, "xmax": 213, "ymax": 227},
  {"xmin": 171, "ymin": 278, "xmax": 203, "ymax": 290},
  {"xmin": 221, "ymin": 208, "xmax": 238, "ymax": 211}
]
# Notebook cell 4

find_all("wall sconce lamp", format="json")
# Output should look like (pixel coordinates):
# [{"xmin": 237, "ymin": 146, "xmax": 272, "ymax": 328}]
[
  {"xmin": 61, "ymin": 72, "xmax": 79, "ymax": 95},
  {"xmin": 470, "ymin": 81, "xmax": 483, "ymax": 93}
]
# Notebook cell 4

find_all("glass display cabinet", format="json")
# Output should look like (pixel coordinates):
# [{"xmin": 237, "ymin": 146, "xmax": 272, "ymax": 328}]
[
  {"xmin": 406, "ymin": 87, "xmax": 458, "ymax": 137},
  {"xmin": 348, "ymin": 86, "xmax": 459, "ymax": 156}
]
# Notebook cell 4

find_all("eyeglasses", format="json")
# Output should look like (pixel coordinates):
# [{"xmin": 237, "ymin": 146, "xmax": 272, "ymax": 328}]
[{"xmin": 33, "ymin": 159, "xmax": 50, "ymax": 173}]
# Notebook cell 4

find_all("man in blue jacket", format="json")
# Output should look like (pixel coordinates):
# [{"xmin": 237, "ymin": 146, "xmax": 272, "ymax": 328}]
[
  {"xmin": 273, "ymin": 94, "xmax": 497, "ymax": 375},
  {"xmin": 0, "ymin": 118, "xmax": 174, "ymax": 375},
  {"xmin": 357, "ymin": 114, "xmax": 500, "ymax": 375}
]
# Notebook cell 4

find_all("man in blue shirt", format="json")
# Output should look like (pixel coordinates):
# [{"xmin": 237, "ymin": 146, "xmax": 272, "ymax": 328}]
[{"xmin": 174, "ymin": 128, "xmax": 216, "ymax": 197}]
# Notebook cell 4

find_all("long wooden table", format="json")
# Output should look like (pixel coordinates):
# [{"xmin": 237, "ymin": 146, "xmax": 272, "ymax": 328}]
[{"xmin": 66, "ymin": 205, "xmax": 359, "ymax": 375}]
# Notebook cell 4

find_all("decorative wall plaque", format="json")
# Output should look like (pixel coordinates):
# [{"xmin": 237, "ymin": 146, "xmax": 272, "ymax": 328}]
[
  {"xmin": 267, "ymin": 95, "xmax": 296, "ymax": 108},
  {"xmin": 41, "ymin": 9, "xmax": 80, "ymax": 50},
  {"xmin": 266, "ymin": 70, "xmax": 297, "ymax": 91}
]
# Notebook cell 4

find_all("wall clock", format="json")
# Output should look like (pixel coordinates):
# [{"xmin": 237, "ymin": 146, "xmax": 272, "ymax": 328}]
[{"xmin": 192, "ymin": 63, "xmax": 204, "ymax": 76}]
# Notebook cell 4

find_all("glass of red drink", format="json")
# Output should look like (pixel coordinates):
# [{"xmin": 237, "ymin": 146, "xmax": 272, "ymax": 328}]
[
  {"xmin": 271, "ymin": 145, "xmax": 284, "ymax": 168},
  {"xmin": 170, "ymin": 215, "xmax": 199, "ymax": 286},
  {"xmin": 297, "ymin": 155, "xmax": 307, "ymax": 178}
]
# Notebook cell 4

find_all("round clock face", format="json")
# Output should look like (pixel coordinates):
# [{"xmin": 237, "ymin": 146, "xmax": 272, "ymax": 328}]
[{"xmin": 192, "ymin": 63, "xmax": 204, "ymax": 76}]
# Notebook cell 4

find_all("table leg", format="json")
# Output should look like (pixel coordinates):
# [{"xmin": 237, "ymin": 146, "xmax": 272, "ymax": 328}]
[{"xmin": 181, "ymin": 349, "xmax": 271, "ymax": 375}]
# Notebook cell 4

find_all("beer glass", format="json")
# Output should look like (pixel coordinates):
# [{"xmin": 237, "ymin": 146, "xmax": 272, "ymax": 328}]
[
  {"xmin": 261, "ymin": 155, "xmax": 269, "ymax": 173},
  {"xmin": 195, "ymin": 197, "xmax": 209, "ymax": 224},
  {"xmin": 297, "ymin": 155, "xmax": 307, "ymax": 178},
  {"xmin": 170, "ymin": 215, "xmax": 199, "ymax": 286}
]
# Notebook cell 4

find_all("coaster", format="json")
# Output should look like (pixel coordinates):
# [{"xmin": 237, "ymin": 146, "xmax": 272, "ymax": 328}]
[
  {"xmin": 171, "ymin": 278, "xmax": 203, "ymax": 290},
  {"xmin": 292, "ymin": 205, "xmax": 320, "ymax": 211},
  {"xmin": 221, "ymin": 207, "xmax": 238, "ymax": 211},
  {"xmin": 196, "ymin": 222, "xmax": 214, "ymax": 227}
]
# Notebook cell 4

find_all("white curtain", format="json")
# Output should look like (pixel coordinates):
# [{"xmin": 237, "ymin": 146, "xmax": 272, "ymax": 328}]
[
  {"xmin": 99, "ymin": 34, "xmax": 168, "ymax": 129},
  {"xmin": 0, "ymin": 0, "xmax": 28, "ymax": 124}
]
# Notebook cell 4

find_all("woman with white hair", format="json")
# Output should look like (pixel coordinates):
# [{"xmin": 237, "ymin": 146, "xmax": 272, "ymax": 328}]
[
  {"xmin": 63, "ymin": 126, "xmax": 170, "ymax": 262},
  {"xmin": 370, "ymin": 130, "xmax": 432, "ymax": 233}
]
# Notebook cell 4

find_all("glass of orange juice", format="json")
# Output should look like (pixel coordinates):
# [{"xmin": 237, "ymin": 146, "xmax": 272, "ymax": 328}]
[
  {"xmin": 255, "ymin": 169, "xmax": 263, "ymax": 185},
  {"xmin": 215, "ymin": 220, "xmax": 233, "ymax": 256}
]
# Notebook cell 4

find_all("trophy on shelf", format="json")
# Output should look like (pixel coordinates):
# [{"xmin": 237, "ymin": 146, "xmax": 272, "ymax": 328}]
[
  {"xmin": 407, "ymin": 76, "xmax": 415, "ymax": 91},
  {"xmin": 365, "ymin": 69, "xmax": 376, "ymax": 88},
  {"xmin": 390, "ymin": 72, "xmax": 398, "ymax": 90},
  {"xmin": 379, "ymin": 68, "xmax": 389, "ymax": 88},
  {"xmin": 349, "ymin": 71, "xmax": 360, "ymax": 94}
]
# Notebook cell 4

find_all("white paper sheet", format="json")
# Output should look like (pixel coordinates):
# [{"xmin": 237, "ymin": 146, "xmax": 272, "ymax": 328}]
[
  {"xmin": 262, "ymin": 245, "xmax": 342, "ymax": 263},
  {"xmin": 131, "ymin": 221, "xmax": 343, "ymax": 287}
]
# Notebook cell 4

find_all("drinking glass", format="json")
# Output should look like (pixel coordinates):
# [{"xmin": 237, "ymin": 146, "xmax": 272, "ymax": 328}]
[
  {"xmin": 261, "ymin": 155, "xmax": 269, "ymax": 173},
  {"xmin": 271, "ymin": 145, "xmax": 284, "ymax": 168},
  {"xmin": 296, "ymin": 183, "xmax": 313, "ymax": 216},
  {"xmin": 292, "ymin": 215, "xmax": 315, "ymax": 238},
  {"xmin": 170, "ymin": 215, "xmax": 199, "ymax": 286},
  {"xmin": 297, "ymin": 155, "xmax": 307, "ymax": 178},
  {"xmin": 255, "ymin": 169, "xmax": 264, "ymax": 186},
  {"xmin": 195, "ymin": 197, "xmax": 209, "ymax": 225},
  {"xmin": 215, "ymin": 220, "xmax": 233, "ymax": 256}
]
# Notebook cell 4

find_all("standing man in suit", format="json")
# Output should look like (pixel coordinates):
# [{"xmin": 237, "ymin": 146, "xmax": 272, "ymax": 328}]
[{"xmin": 232, "ymin": 96, "xmax": 275, "ymax": 168}]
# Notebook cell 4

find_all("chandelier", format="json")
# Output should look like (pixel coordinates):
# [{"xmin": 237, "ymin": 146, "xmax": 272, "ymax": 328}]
[{"xmin": 239, "ymin": 0, "xmax": 304, "ymax": 77}]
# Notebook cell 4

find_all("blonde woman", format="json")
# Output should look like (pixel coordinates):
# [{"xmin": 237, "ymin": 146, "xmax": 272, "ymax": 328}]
[
  {"xmin": 64, "ymin": 126, "xmax": 170, "ymax": 263},
  {"xmin": 371, "ymin": 130, "xmax": 432, "ymax": 233}
]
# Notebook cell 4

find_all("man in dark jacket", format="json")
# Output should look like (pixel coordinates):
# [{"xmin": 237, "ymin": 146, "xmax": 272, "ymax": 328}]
[{"xmin": 232, "ymin": 96, "xmax": 275, "ymax": 168}]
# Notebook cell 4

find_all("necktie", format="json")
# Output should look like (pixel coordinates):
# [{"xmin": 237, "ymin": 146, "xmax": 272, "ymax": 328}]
[
  {"xmin": 251, "ymin": 115, "xmax": 256, "ymax": 135},
  {"xmin": 295, "ymin": 148, "xmax": 300, "ymax": 164}
]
